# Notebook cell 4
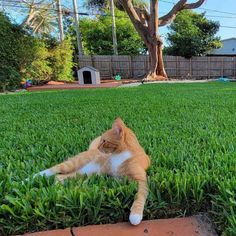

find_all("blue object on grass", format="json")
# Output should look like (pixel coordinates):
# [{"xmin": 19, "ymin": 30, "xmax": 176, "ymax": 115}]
[{"xmin": 217, "ymin": 77, "xmax": 230, "ymax": 82}]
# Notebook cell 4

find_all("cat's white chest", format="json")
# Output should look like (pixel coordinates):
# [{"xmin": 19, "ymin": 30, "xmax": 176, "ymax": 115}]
[
  {"xmin": 77, "ymin": 150, "xmax": 132, "ymax": 176},
  {"xmin": 110, "ymin": 151, "xmax": 132, "ymax": 174},
  {"xmin": 78, "ymin": 162, "xmax": 101, "ymax": 175}
]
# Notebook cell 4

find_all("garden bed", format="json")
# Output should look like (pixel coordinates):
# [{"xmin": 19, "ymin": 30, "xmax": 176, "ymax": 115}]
[{"xmin": 27, "ymin": 81, "xmax": 122, "ymax": 91}]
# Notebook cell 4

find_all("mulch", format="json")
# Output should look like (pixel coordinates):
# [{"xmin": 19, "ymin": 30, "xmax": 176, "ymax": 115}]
[{"xmin": 27, "ymin": 81, "xmax": 123, "ymax": 91}]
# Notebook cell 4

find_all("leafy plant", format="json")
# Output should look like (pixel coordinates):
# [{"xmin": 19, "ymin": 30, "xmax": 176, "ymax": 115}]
[
  {"xmin": 23, "ymin": 40, "xmax": 52, "ymax": 85},
  {"xmin": 0, "ymin": 65, "xmax": 20, "ymax": 92},
  {"xmin": 50, "ymin": 38, "xmax": 74, "ymax": 81}
]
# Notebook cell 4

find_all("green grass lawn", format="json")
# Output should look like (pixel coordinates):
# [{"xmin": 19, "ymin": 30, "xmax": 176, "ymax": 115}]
[{"xmin": 1, "ymin": 82, "xmax": 236, "ymax": 235}]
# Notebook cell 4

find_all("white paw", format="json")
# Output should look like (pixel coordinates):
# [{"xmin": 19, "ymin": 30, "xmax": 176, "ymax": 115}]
[
  {"xmin": 129, "ymin": 213, "xmax": 143, "ymax": 225},
  {"xmin": 34, "ymin": 169, "xmax": 54, "ymax": 178}
]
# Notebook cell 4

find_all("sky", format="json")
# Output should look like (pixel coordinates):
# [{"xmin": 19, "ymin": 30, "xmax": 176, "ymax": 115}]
[{"xmin": 1, "ymin": 0, "xmax": 236, "ymax": 45}]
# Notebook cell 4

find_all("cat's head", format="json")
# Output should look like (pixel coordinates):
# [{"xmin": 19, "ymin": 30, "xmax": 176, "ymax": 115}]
[{"xmin": 98, "ymin": 117, "xmax": 126, "ymax": 154}]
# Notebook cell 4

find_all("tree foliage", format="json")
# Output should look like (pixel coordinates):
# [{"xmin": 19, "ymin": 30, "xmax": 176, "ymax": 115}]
[
  {"xmin": 165, "ymin": 10, "xmax": 222, "ymax": 58},
  {"xmin": 80, "ymin": 10, "xmax": 147, "ymax": 55}
]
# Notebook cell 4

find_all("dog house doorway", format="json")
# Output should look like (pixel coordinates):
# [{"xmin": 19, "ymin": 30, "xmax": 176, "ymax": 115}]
[{"xmin": 83, "ymin": 71, "xmax": 92, "ymax": 84}]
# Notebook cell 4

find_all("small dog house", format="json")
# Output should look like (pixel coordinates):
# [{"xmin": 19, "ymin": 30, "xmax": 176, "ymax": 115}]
[{"xmin": 78, "ymin": 66, "xmax": 100, "ymax": 85}]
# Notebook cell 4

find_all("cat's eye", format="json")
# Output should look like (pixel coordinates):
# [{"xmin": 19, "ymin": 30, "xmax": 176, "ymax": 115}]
[{"xmin": 101, "ymin": 139, "xmax": 106, "ymax": 145}]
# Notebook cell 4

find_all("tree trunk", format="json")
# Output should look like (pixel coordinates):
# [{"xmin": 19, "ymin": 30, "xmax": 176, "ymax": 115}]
[
  {"xmin": 56, "ymin": 0, "xmax": 64, "ymax": 42},
  {"xmin": 72, "ymin": 0, "xmax": 83, "ymax": 55},
  {"xmin": 145, "ymin": 37, "xmax": 167, "ymax": 81}
]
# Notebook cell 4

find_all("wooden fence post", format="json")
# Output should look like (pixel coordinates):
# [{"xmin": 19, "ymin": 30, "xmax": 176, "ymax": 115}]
[
  {"xmin": 221, "ymin": 57, "xmax": 224, "ymax": 77},
  {"xmin": 176, "ymin": 56, "xmax": 178, "ymax": 78},
  {"xmin": 129, "ymin": 56, "xmax": 133, "ymax": 78},
  {"xmin": 110, "ymin": 56, "xmax": 113, "ymax": 77},
  {"xmin": 234, "ymin": 57, "xmax": 236, "ymax": 79},
  {"xmin": 207, "ymin": 57, "xmax": 210, "ymax": 79},
  {"xmin": 146, "ymin": 55, "xmax": 149, "ymax": 73},
  {"xmin": 91, "ymin": 55, "xmax": 95, "ymax": 68},
  {"xmin": 189, "ymin": 58, "xmax": 192, "ymax": 79}
]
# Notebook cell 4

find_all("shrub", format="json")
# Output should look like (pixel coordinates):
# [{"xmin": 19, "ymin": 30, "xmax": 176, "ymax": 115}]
[
  {"xmin": 24, "ymin": 40, "xmax": 52, "ymax": 85},
  {"xmin": 50, "ymin": 38, "xmax": 74, "ymax": 81},
  {"xmin": 0, "ymin": 13, "xmax": 24, "ymax": 90},
  {"xmin": 0, "ymin": 65, "xmax": 20, "ymax": 92}
]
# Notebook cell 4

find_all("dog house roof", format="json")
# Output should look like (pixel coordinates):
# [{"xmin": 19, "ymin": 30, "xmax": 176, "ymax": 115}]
[{"xmin": 78, "ymin": 66, "xmax": 99, "ymax": 72}]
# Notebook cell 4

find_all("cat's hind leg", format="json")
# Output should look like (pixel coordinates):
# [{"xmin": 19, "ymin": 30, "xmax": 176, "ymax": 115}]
[{"xmin": 30, "ymin": 149, "xmax": 102, "ymax": 180}]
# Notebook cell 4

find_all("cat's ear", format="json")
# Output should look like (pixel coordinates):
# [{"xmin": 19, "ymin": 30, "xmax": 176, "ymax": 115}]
[{"xmin": 112, "ymin": 117, "xmax": 125, "ymax": 138}]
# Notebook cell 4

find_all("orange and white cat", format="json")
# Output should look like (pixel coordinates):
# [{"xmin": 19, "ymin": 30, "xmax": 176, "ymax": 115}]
[{"xmin": 32, "ymin": 118, "xmax": 150, "ymax": 225}]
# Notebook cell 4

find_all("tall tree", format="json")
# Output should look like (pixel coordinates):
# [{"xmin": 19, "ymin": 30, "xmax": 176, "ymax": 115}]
[
  {"xmin": 110, "ymin": 0, "xmax": 118, "ymax": 55},
  {"xmin": 165, "ymin": 10, "xmax": 221, "ymax": 58},
  {"xmin": 118, "ymin": 0, "xmax": 206, "ymax": 80},
  {"xmin": 72, "ymin": 0, "xmax": 83, "ymax": 55},
  {"xmin": 56, "ymin": 0, "xmax": 64, "ymax": 41}
]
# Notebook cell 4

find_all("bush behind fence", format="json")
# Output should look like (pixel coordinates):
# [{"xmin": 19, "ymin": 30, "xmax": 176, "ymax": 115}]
[{"xmin": 78, "ymin": 55, "xmax": 236, "ymax": 80}]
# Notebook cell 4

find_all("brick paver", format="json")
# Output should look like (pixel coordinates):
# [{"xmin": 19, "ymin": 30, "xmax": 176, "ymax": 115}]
[{"xmin": 22, "ymin": 217, "xmax": 217, "ymax": 236}]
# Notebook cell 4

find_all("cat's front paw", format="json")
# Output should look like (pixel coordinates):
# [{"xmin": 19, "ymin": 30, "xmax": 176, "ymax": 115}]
[{"xmin": 129, "ymin": 213, "xmax": 143, "ymax": 225}]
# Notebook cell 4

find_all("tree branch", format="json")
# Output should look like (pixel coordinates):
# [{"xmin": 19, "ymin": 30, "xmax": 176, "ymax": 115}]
[
  {"xmin": 119, "ymin": 0, "xmax": 142, "ymax": 22},
  {"xmin": 158, "ymin": 0, "xmax": 205, "ymax": 26},
  {"xmin": 119, "ymin": 0, "xmax": 149, "ymax": 43},
  {"xmin": 134, "ymin": 7, "xmax": 150, "ymax": 26},
  {"xmin": 184, "ymin": 0, "xmax": 205, "ymax": 9}
]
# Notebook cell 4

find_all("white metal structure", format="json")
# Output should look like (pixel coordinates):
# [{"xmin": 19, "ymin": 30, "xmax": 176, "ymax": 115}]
[{"xmin": 78, "ymin": 66, "xmax": 101, "ymax": 84}]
